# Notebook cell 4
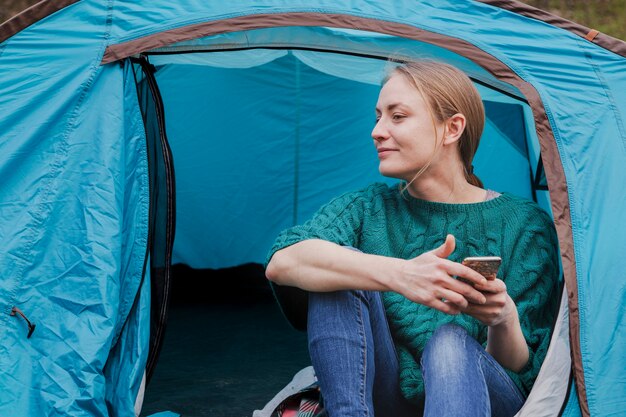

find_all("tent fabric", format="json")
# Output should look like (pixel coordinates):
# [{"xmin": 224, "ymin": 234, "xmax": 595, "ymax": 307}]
[
  {"xmin": 1, "ymin": 1, "xmax": 626, "ymax": 416},
  {"xmin": 0, "ymin": 34, "xmax": 151, "ymax": 416},
  {"xmin": 156, "ymin": 50, "xmax": 534, "ymax": 269}
]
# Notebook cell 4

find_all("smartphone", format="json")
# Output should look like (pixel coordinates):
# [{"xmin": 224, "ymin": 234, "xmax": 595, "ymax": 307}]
[{"xmin": 461, "ymin": 256, "xmax": 502, "ymax": 281}]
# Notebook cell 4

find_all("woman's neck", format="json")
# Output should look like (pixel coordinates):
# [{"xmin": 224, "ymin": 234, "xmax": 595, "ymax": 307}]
[
  {"xmin": 401, "ymin": 146, "xmax": 486, "ymax": 203},
  {"xmin": 405, "ymin": 172, "xmax": 486, "ymax": 203}
]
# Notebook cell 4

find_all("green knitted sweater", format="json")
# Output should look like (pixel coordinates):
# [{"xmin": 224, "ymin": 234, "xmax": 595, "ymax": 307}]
[{"xmin": 267, "ymin": 182, "xmax": 560, "ymax": 405}]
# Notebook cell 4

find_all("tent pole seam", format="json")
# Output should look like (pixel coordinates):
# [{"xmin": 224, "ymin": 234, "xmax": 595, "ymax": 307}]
[
  {"xmin": 293, "ymin": 56, "xmax": 301, "ymax": 226},
  {"xmin": 577, "ymin": 39, "xmax": 626, "ymax": 155}
]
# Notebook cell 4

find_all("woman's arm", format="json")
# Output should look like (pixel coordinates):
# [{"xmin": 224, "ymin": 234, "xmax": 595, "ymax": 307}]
[
  {"xmin": 266, "ymin": 238, "xmax": 400, "ymax": 292},
  {"xmin": 463, "ymin": 280, "xmax": 529, "ymax": 372},
  {"xmin": 267, "ymin": 235, "xmax": 489, "ymax": 313},
  {"xmin": 486, "ymin": 296, "xmax": 529, "ymax": 372}
]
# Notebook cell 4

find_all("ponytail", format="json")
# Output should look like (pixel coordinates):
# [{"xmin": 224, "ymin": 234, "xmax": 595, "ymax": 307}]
[{"xmin": 465, "ymin": 164, "xmax": 483, "ymax": 188}]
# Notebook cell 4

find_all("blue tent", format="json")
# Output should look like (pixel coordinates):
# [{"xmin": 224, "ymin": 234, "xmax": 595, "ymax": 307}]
[{"xmin": 1, "ymin": 1, "xmax": 625, "ymax": 416}]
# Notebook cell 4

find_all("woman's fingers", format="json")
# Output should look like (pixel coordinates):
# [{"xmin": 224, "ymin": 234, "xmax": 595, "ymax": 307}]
[
  {"xmin": 436, "ymin": 288, "xmax": 469, "ymax": 309},
  {"xmin": 474, "ymin": 278, "xmax": 507, "ymax": 294},
  {"xmin": 401, "ymin": 253, "xmax": 502, "ymax": 309},
  {"xmin": 431, "ymin": 298, "xmax": 461, "ymax": 315},
  {"xmin": 440, "ymin": 259, "xmax": 487, "ymax": 286},
  {"xmin": 430, "ymin": 234, "xmax": 456, "ymax": 258},
  {"xmin": 443, "ymin": 277, "xmax": 487, "ymax": 305},
  {"xmin": 463, "ymin": 293, "xmax": 513, "ymax": 326}
]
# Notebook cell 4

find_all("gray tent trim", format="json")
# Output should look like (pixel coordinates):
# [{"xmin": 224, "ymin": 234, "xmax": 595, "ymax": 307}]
[{"xmin": 0, "ymin": 0, "xmax": 80, "ymax": 44}]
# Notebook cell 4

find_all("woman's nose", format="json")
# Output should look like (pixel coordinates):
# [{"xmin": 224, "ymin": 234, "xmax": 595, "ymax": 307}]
[{"xmin": 371, "ymin": 120, "xmax": 388, "ymax": 142}]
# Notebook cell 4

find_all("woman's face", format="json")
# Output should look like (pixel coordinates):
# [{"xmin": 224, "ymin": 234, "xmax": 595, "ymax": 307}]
[{"xmin": 372, "ymin": 73, "xmax": 443, "ymax": 181}]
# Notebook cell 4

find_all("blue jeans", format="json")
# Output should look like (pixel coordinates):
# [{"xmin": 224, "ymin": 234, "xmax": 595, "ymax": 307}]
[{"xmin": 307, "ymin": 290, "xmax": 525, "ymax": 417}]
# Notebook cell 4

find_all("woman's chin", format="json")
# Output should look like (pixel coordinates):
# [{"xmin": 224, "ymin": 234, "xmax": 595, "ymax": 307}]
[{"xmin": 378, "ymin": 165, "xmax": 408, "ymax": 180}]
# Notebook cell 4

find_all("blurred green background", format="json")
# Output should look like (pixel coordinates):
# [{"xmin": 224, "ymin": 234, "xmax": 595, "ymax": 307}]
[
  {"xmin": 2, "ymin": 0, "xmax": 625, "ymax": 40},
  {"xmin": 525, "ymin": 0, "xmax": 625, "ymax": 39}
]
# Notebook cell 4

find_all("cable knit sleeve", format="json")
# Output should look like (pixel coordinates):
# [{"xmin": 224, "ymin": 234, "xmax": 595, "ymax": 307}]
[
  {"xmin": 503, "ymin": 203, "xmax": 561, "ymax": 395},
  {"xmin": 265, "ymin": 185, "xmax": 373, "ymax": 266},
  {"xmin": 264, "ymin": 184, "xmax": 377, "ymax": 330}
]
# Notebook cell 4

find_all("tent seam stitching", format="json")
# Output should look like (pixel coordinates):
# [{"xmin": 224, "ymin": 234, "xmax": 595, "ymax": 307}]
[
  {"xmin": 2, "ymin": 0, "xmax": 114, "ymax": 354},
  {"xmin": 570, "ymin": 34, "xmax": 625, "ymax": 416}
]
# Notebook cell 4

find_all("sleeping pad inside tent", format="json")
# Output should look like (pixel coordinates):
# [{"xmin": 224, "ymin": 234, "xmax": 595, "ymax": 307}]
[{"xmin": 131, "ymin": 39, "xmax": 556, "ymax": 416}]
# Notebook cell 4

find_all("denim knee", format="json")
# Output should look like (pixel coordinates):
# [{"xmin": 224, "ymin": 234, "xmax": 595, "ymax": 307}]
[
  {"xmin": 428, "ymin": 323, "xmax": 470, "ymax": 346},
  {"xmin": 308, "ymin": 289, "xmax": 369, "ymax": 313},
  {"xmin": 421, "ymin": 324, "xmax": 472, "ymax": 376}
]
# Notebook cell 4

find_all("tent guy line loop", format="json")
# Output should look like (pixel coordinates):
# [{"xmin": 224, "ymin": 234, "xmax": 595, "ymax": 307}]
[
  {"xmin": 10, "ymin": 306, "xmax": 36, "ymax": 339},
  {"xmin": 585, "ymin": 29, "xmax": 600, "ymax": 41}
]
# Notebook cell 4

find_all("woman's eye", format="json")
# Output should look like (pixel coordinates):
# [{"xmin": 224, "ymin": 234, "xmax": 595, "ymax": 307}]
[{"xmin": 392, "ymin": 114, "xmax": 405, "ymax": 121}]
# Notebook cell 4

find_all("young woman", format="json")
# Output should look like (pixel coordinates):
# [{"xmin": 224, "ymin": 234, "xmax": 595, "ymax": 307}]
[{"xmin": 265, "ymin": 61, "xmax": 560, "ymax": 417}]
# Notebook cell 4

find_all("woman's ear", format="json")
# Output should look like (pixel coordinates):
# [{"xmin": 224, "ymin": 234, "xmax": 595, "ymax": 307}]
[{"xmin": 443, "ymin": 113, "xmax": 466, "ymax": 146}]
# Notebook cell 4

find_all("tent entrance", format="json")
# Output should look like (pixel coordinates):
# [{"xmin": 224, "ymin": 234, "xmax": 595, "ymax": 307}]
[
  {"xmin": 128, "ymin": 43, "xmax": 564, "ymax": 416},
  {"xmin": 134, "ymin": 46, "xmax": 551, "ymax": 269}
]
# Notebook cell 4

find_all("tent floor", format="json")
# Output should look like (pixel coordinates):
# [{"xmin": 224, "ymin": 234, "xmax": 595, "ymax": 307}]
[{"xmin": 140, "ymin": 264, "xmax": 310, "ymax": 417}]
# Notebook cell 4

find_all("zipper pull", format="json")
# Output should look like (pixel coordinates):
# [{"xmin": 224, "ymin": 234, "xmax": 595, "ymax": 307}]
[{"xmin": 11, "ymin": 306, "xmax": 36, "ymax": 338}]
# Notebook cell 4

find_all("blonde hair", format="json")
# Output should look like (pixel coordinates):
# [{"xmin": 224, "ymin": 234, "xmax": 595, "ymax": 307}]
[{"xmin": 384, "ymin": 60, "xmax": 485, "ymax": 189}]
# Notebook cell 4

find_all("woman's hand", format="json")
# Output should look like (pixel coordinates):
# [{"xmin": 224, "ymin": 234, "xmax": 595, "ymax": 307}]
[
  {"xmin": 464, "ymin": 278, "xmax": 529, "ymax": 372},
  {"xmin": 393, "ymin": 234, "xmax": 489, "ymax": 315},
  {"xmin": 463, "ymin": 279, "xmax": 517, "ymax": 327}
]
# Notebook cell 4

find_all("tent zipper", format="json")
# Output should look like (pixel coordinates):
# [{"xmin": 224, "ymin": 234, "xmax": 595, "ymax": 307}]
[
  {"xmin": 11, "ymin": 306, "xmax": 36, "ymax": 338},
  {"xmin": 131, "ymin": 55, "xmax": 176, "ymax": 383}
]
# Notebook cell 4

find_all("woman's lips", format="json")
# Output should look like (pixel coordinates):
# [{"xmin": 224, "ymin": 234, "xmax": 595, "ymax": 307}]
[{"xmin": 377, "ymin": 148, "xmax": 396, "ymax": 158}]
